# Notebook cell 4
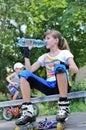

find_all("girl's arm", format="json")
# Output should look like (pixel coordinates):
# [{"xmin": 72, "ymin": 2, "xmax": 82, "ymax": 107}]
[
  {"xmin": 24, "ymin": 47, "xmax": 41, "ymax": 72},
  {"xmin": 25, "ymin": 58, "xmax": 41, "ymax": 72},
  {"xmin": 67, "ymin": 57, "xmax": 78, "ymax": 73}
]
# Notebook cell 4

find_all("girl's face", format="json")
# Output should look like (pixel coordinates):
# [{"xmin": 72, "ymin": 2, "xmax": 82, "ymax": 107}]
[{"xmin": 45, "ymin": 34, "xmax": 58, "ymax": 49}]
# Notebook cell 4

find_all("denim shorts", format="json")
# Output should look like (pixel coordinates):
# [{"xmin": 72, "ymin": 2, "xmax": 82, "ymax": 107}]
[{"xmin": 7, "ymin": 86, "xmax": 19, "ymax": 96}]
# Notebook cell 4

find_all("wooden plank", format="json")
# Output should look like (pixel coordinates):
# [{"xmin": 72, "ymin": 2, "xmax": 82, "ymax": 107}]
[{"xmin": 0, "ymin": 91, "xmax": 86, "ymax": 107}]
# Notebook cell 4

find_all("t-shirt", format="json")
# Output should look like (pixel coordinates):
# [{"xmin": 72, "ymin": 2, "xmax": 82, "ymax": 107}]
[{"xmin": 38, "ymin": 50, "xmax": 73, "ymax": 81}]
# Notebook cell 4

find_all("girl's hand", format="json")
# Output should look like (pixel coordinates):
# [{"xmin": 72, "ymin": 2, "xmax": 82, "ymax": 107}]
[
  {"xmin": 54, "ymin": 61, "xmax": 69, "ymax": 69},
  {"xmin": 28, "ymin": 45, "xmax": 34, "ymax": 50},
  {"xmin": 25, "ymin": 41, "xmax": 34, "ymax": 50},
  {"xmin": 53, "ymin": 61, "xmax": 60, "ymax": 66}
]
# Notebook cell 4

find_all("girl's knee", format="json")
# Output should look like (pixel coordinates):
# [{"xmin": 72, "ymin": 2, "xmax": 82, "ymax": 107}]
[
  {"xmin": 54, "ymin": 64, "xmax": 66, "ymax": 75},
  {"xmin": 19, "ymin": 70, "xmax": 32, "ymax": 80},
  {"xmin": 20, "ymin": 77, "xmax": 27, "ymax": 83},
  {"xmin": 20, "ymin": 76, "xmax": 26, "ymax": 80},
  {"xmin": 55, "ymin": 67, "xmax": 66, "ymax": 74},
  {"xmin": 54, "ymin": 64, "xmax": 68, "ymax": 80}
]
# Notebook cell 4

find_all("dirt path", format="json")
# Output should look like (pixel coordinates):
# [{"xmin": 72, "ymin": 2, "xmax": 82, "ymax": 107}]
[{"xmin": 0, "ymin": 112, "xmax": 86, "ymax": 130}]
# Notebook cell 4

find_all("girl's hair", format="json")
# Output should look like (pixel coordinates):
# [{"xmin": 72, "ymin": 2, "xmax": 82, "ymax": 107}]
[{"xmin": 44, "ymin": 29, "xmax": 70, "ymax": 50}]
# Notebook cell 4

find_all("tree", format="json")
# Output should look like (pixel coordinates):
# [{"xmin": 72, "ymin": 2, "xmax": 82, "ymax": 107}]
[
  {"xmin": 0, "ymin": 0, "xmax": 85, "ymax": 93},
  {"xmin": 60, "ymin": 0, "xmax": 86, "ymax": 66}
]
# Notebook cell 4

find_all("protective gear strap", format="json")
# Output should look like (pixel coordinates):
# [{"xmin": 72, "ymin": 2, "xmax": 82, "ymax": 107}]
[
  {"xmin": 54, "ymin": 64, "xmax": 68, "ymax": 79},
  {"xmin": 54, "ymin": 64, "xmax": 66, "ymax": 74},
  {"xmin": 60, "ymin": 61, "xmax": 69, "ymax": 69}
]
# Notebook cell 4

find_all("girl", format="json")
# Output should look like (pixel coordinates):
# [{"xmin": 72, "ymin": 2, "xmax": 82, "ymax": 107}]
[{"xmin": 16, "ymin": 30, "xmax": 78, "ymax": 125}]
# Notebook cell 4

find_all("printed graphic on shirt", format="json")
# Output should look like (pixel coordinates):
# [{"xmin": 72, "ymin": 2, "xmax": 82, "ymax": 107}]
[{"xmin": 44, "ymin": 55, "xmax": 59, "ymax": 79}]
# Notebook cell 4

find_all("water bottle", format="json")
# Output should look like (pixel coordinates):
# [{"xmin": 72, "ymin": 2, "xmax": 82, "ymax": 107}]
[{"xmin": 17, "ymin": 38, "xmax": 47, "ymax": 48}]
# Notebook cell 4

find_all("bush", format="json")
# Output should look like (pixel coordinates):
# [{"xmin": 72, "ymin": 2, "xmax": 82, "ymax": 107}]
[{"xmin": 71, "ymin": 82, "xmax": 86, "ymax": 92}]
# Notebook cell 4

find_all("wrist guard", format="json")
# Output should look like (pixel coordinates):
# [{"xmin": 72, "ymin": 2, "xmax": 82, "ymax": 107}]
[{"xmin": 23, "ymin": 47, "xmax": 30, "ymax": 58}]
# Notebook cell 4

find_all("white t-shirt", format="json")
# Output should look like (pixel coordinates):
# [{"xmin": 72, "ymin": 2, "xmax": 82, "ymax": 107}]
[{"xmin": 38, "ymin": 50, "xmax": 74, "ymax": 81}]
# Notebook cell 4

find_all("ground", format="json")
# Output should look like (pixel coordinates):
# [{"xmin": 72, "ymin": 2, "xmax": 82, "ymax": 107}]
[{"xmin": 0, "ymin": 112, "xmax": 86, "ymax": 130}]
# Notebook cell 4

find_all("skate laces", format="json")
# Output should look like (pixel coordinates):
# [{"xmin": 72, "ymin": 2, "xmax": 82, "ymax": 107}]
[
  {"xmin": 58, "ymin": 106, "xmax": 69, "ymax": 116},
  {"xmin": 21, "ymin": 104, "xmax": 34, "ymax": 117},
  {"xmin": 58, "ymin": 101, "xmax": 70, "ymax": 116}
]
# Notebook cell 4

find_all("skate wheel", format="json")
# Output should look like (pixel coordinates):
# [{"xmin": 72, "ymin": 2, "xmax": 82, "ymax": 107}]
[
  {"xmin": 15, "ymin": 126, "xmax": 27, "ymax": 130},
  {"xmin": 57, "ymin": 122, "xmax": 66, "ymax": 130},
  {"xmin": 15, "ymin": 126, "xmax": 20, "ymax": 130},
  {"xmin": 57, "ymin": 122, "xmax": 62, "ymax": 130},
  {"xmin": 33, "ymin": 128, "xmax": 38, "ymax": 130},
  {"xmin": 27, "ymin": 128, "xmax": 38, "ymax": 130}
]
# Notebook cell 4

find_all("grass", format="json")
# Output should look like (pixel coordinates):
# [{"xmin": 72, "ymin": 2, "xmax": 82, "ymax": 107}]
[
  {"xmin": 70, "ymin": 99, "xmax": 86, "ymax": 112},
  {"xmin": 0, "ymin": 109, "xmax": 3, "ymax": 120}
]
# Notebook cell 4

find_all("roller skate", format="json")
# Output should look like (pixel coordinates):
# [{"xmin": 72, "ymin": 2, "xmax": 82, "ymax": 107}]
[
  {"xmin": 56, "ymin": 100, "xmax": 70, "ymax": 130},
  {"xmin": 15, "ymin": 102, "xmax": 39, "ymax": 126}
]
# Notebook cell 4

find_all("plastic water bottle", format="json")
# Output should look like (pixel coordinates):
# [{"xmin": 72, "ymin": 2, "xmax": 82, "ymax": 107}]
[{"xmin": 17, "ymin": 38, "xmax": 47, "ymax": 48}]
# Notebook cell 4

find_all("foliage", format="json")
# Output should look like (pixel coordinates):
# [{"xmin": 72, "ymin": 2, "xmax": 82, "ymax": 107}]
[
  {"xmin": 0, "ymin": 0, "xmax": 86, "ymax": 93},
  {"xmin": 37, "ymin": 99, "xmax": 86, "ymax": 116},
  {"xmin": 0, "ymin": 93, "xmax": 86, "ymax": 120},
  {"xmin": 70, "ymin": 98, "xmax": 86, "ymax": 112},
  {"xmin": 71, "ymin": 82, "xmax": 86, "ymax": 92}
]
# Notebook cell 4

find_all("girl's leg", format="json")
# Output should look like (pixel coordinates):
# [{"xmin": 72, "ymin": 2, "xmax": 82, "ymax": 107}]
[
  {"xmin": 20, "ymin": 77, "xmax": 31, "ymax": 103},
  {"xmin": 56, "ymin": 73, "xmax": 67, "ymax": 97},
  {"xmin": 16, "ymin": 77, "xmax": 36, "ymax": 126},
  {"xmin": 55, "ymin": 66, "xmax": 70, "ymax": 121}
]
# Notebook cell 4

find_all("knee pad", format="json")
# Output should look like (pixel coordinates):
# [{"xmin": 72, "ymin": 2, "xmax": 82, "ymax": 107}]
[
  {"xmin": 56, "ymin": 67, "xmax": 65, "ymax": 74},
  {"xmin": 54, "ymin": 64, "xmax": 66, "ymax": 75}
]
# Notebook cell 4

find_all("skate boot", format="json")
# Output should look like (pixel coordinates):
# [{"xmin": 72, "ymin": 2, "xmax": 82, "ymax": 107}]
[
  {"xmin": 15, "ymin": 103, "xmax": 36, "ymax": 125},
  {"xmin": 56, "ymin": 100, "xmax": 70, "ymax": 122}
]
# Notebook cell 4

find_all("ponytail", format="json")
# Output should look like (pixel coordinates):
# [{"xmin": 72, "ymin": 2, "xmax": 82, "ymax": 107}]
[
  {"xmin": 58, "ymin": 37, "xmax": 70, "ymax": 50},
  {"xmin": 44, "ymin": 29, "xmax": 70, "ymax": 51}
]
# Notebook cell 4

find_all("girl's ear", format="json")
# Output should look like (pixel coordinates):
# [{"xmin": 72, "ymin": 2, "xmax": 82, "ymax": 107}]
[{"xmin": 56, "ymin": 38, "xmax": 59, "ymax": 44}]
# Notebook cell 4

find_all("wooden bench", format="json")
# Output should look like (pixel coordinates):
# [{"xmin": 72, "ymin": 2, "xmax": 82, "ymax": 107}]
[{"xmin": 0, "ymin": 91, "xmax": 86, "ymax": 108}]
